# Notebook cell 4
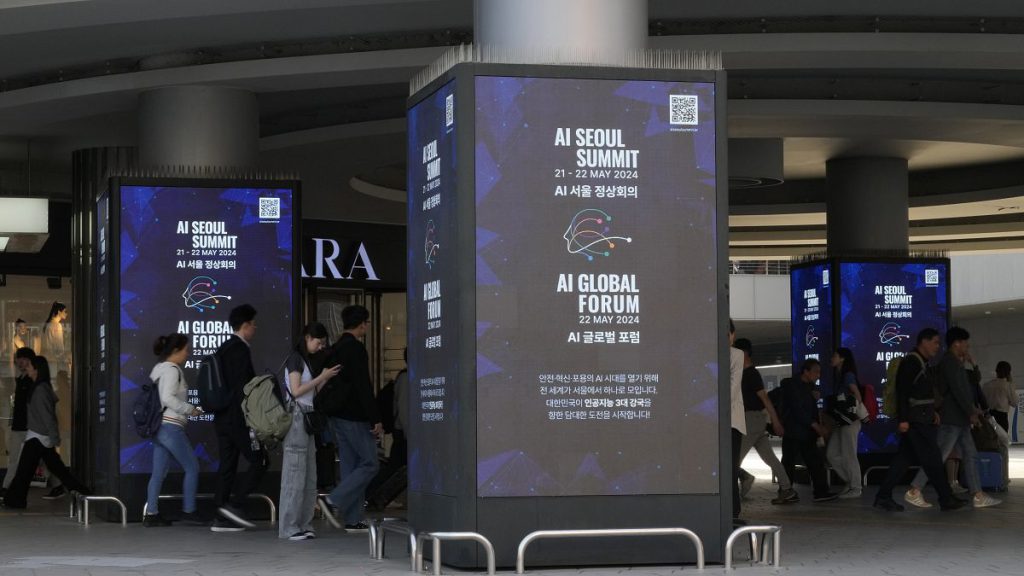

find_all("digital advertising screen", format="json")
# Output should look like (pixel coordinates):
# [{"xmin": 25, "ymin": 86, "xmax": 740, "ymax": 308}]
[
  {"xmin": 117, "ymin": 183, "xmax": 296, "ymax": 474},
  {"xmin": 790, "ymin": 262, "xmax": 834, "ymax": 393},
  {"xmin": 474, "ymin": 75, "xmax": 720, "ymax": 497},
  {"xmin": 838, "ymin": 260, "xmax": 950, "ymax": 452},
  {"xmin": 407, "ymin": 78, "xmax": 459, "ymax": 496}
]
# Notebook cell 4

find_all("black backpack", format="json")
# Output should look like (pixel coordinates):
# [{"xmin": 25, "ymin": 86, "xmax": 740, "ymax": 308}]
[
  {"xmin": 765, "ymin": 380, "xmax": 788, "ymax": 436},
  {"xmin": 132, "ymin": 377, "xmax": 165, "ymax": 439},
  {"xmin": 196, "ymin": 352, "xmax": 231, "ymax": 412}
]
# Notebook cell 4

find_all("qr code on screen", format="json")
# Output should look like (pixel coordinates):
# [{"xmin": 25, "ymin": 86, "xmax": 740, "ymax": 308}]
[
  {"xmin": 669, "ymin": 94, "xmax": 699, "ymax": 125},
  {"xmin": 925, "ymin": 269, "xmax": 939, "ymax": 285},
  {"xmin": 259, "ymin": 197, "xmax": 281, "ymax": 220},
  {"xmin": 445, "ymin": 93, "xmax": 454, "ymax": 127}
]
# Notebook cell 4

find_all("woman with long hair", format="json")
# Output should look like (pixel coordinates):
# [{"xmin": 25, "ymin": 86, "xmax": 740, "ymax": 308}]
[
  {"xmin": 827, "ymin": 347, "xmax": 864, "ymax": 499},
  {"xmin": 279, "ymin": 322, "xmax": 339, "ymax": 540},
  {"xmin": 144, "ymin": 333, "xmax": 205, "ymax": 527},
  {"xmin": 2, "ymin": 355, "xmax": 90, "ymax": 508},
  {"xmin": 41, "ymin": 302, "xmax": 67, "ymax": 368}
]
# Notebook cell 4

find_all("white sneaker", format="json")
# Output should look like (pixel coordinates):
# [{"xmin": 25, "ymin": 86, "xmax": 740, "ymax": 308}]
[
  {"xmin": 972, "ymin": 492, "xmax": 1001, "ymax": 508},
  {"xmin": 839, "ymin": 488, "xmax": 862, "ymax": 499},
  {"xmin": 950, "ymin": 481, "xmax": 969, "ymax": 495},
  {"xmin": 903, "ymin": 488, "xmax": 933, "ymax": 508}
]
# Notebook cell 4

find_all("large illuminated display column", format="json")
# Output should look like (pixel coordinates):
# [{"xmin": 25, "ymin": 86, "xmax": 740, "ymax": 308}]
[
  {"xmin": 91, "ymin": 178, "xmax": 299, "ymax": 518},
  {"xmin": 790, "ymin": 258, "xmax": 950, "ymax": 458},
  {"xmin": 408, "ymin": 63, "xmax": 729, "ymax": 568}
]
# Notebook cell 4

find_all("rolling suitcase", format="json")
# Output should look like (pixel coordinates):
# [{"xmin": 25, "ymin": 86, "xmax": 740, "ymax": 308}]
[{"xmin": 977, "ymin": 451, "xmax": 1003, "ymax": 490}]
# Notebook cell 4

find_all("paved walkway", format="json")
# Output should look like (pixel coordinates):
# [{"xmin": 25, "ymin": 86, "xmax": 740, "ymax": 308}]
[{"xmin": 1, "ymin": 446, "xmax": 1022, "ymax": 575}]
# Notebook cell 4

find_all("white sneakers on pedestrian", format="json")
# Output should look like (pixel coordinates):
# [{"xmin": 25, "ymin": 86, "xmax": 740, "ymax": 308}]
[
  {"xmin": 903, "ymin": 488, "xmax": 933, "ymax": 508},
  {"xmin": 972, "ymin": 492, "xmax": 1001, "ymax": 508},
  {"xmin": 839, "ymin": 487, "xmax": 862, "ymax": 499}
]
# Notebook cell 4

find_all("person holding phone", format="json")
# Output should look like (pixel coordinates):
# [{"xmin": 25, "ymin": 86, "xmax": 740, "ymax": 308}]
[{"xmin": 279, "ymin": 322, "xmax": 340, "ymax": 540}]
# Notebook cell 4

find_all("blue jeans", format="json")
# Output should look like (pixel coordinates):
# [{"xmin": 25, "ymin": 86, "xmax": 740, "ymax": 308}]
[
  {"xmin": 328, "ymin": 418, "xmax": 379, "ymax": 524},
  {"xmin": 147, "ymin": 423, "xmax": 199, "ymax": 514},
  {"xmin": 910, "ymin": 423, "xmax": 981, "ymax": 494}
]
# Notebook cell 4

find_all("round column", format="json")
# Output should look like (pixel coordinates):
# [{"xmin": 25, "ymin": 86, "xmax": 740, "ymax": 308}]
[
  {"xmin": 475, "ymin": 0, "xmax": 647, "ymax": 64},
  {"xmin": 138, "ymin": 86, "xmax": 258, "ymax": 169},
  {"xmin": 826, "ymin": 157, "xmax": 909, "ymax": 254}
]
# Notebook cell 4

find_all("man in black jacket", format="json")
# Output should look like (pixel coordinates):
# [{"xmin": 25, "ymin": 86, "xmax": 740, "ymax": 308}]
[
  {"xmin": 780, "ymin": 358, "xmax": 838, "ymax": 503},
  {"xmin": 2, "ymin": 347, "xmax": 37, "ymax": 497},
  {"xmin": 874, "ymin": 328, "xmax": 965, "ymax": 512},
  {"xmin": 211, "ymin": 304, "xmax": 267, "ymax": 532},
  {"xmin": 325, "ymin": 304, "xmax": 381, "ymax": 531}
]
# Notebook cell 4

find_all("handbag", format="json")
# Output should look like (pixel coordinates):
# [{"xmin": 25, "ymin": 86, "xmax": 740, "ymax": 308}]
[
  {"xmin": 826, "ymin": 391, "xmax": 858, "ymax": 426},
  {"xmin": 301, "ymin": 406, "xmax": 328, "ymax": 436},
  {"xmin": 972, "ymin": 415, "xmax": 1001, "ymax": 452},
  {"xmin": 855, "ymin": 400, "xmax": 870, "ymax": 422}
]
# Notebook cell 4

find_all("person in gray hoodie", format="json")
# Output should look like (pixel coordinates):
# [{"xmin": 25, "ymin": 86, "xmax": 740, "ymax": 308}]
[
  {"xmin": 1, "ymin": 355, "xmax": 89, "ymax": 509},
  {"xmin": 144, "ymin": 333, "xmax": 205, "ymax": 527}
]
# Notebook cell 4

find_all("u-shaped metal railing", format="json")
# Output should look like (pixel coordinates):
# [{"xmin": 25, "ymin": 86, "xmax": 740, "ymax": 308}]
[
  {"xmin": 725, "ymin": 525, "xmax": 781, "ymax": 569},
  {"xmin": 515, "ymin": 527, "xmax": 704, "ymax": 574},
  {"xmin": 140, "ymin": 492, "xmax": 277, "ymax": 525},
  {"xmin": 70, "ymin": 493, "xmax": 127, "ymax": 527},
  {"xmin": 416, "ymin": 531, "xmax": 496, "ymax": 575},
  {"xmin": 371, "ymin": 518, "xmax": 418, "ymax": 571}
]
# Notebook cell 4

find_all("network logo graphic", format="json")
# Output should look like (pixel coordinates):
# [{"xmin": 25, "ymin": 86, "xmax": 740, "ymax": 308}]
[
  {"xmin": 563, "ymin": 208, "xmax": 632, "ymax": 261},
  {"xmin": 805, "ymin": 325, "xmax": 819, "ymax": 348},
  {"xmin": 424, "ymin": 219, "xmax": 439, "ymax": 269},
  {"xmin": 878, "ymin": 322, "xmax": 910, "ymax": 347},
  {"xmin": 182, "ymin": 276, "xmax": 232, "ymax": 313}
]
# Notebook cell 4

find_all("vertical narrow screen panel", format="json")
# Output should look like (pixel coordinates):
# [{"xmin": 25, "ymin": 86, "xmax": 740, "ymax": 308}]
[{"xmin": 407, "ymin": 79, "xmax": 460, "ymax": 496}]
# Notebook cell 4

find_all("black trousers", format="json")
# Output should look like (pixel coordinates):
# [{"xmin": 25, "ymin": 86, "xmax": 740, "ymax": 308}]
[
  {"xmin": 876, "ymin": 422, "xmax": 954, "ymax": 504},
  {"xmin": 731, "ymin": 428, "xmax": 743, "ymax": 519},
  {"xmin": 781, "ymin": 435, "xmax": 830, "ymax": 497},
  {"xmin": 991, "ymin": 410, "xmax": 1009, "ymax": 434},
  {"xmin": 214, "ymin": 421, "xmax": 268, "ymax": 508},
  {"xmin": 4, "ymin": 438, "xmax": 88, "ymax": 508}
]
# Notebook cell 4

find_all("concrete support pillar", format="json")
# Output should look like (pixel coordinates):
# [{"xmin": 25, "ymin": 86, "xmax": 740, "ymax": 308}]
[
  {"xmin": 474, "ymin": 0, "xmax": 647, "ymax": 64},
  {"xmin": 826, "ymin": 157, "xmax": 909, "ymax": 254},
  {"xmin": 138, "ymin": 86, "xmax": 258, "ymax": 169}
]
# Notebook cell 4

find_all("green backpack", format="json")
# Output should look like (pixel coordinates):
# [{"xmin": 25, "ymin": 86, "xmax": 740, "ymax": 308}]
[
  {"xmin": 882, "ymin": 352, "xmax": 925, "ymax": 418},
  {"xmin": 242, "ymin": 373, "xmax": 292, "ymax": 450}
]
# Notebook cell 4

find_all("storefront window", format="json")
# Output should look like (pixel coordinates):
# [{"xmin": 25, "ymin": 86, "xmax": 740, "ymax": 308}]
[
  {"xmin": 1, "ymin": 275, "xmax": 73, "ymax": 476},
  {"xmin": 313, "ymin": 288, "xmax": 407, "ymax": 391}
]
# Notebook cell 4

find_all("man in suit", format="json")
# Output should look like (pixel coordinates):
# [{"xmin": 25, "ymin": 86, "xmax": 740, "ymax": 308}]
[{"xmin": 210, "ymin": 304, "xmax": 267, "ymax": 532}]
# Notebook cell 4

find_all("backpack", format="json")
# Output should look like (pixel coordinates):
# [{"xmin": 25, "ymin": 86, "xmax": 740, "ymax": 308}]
[
  {"xmin": 883, "ymin": 353, "xmax": 926, "ymax": 418},
  {"xmin": 132, "ymin": 377, "xmax": 165, "ymax": 439},
  {"xmin": 765, "ymin": 382, "xmax": 787, "ymax": 436},
  {"xmin": 242, "ymin": 373, "xmax": 292, "ymax": 450},
  {"xmin": 196, "ymin": 352, "xmax": 232, "ymax": 412},
  {"xmin": 377, "ymin": 377, "xmax": 397, "ymax": 433}
]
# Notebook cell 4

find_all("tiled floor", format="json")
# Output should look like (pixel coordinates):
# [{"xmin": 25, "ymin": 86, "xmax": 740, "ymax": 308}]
[{"xmin": 1, "ymin": 446, "xmax": 1022, "ymax": 575}]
